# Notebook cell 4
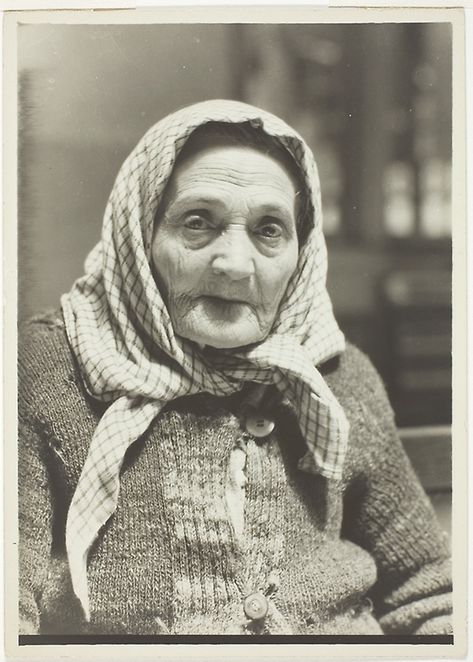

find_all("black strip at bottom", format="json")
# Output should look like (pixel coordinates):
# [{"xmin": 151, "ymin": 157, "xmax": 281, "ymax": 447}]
[{"xmin": 19, "ymin": 634, "xmax": 454, "ymax": 645}]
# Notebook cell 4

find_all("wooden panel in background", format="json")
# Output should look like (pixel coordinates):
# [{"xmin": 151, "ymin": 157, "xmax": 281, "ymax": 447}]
[
  {"xmin": 400, "ymin": 425, "xmax": 451, "ymax": 492},
  {"xmin": 400, "ymin": 425, "xmax": 451, "ymax": 537}
]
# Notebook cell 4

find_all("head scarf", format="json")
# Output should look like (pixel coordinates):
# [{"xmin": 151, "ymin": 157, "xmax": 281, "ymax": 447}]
[{"xmin": 61, "ymin": 99, "xmax": 349, "ymax": 620}]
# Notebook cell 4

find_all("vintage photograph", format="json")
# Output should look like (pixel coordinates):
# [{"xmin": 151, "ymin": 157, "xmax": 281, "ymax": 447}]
[{"xmin": 4, "ymin": 7, "xmax": 466, "ymax": 656}]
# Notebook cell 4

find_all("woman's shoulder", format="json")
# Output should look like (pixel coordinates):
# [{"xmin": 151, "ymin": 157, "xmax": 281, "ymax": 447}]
[
  {"xmin": 19, "ymin": 308, "xmax": 66, "ymax": 338},
  {"xmin": 19, "ymin": 308, "xmax": 72, "ymax": 383},
  {"xmin": 18, "ymin": 308, "xmax": 91, "ymax": 424},
  {"xmin": 323, "ymin": 341, "xmax": 390, "ymax": 408},
  {"xmin": 19, "ymin": 308, "xmax": 66, "ymax": 339}
]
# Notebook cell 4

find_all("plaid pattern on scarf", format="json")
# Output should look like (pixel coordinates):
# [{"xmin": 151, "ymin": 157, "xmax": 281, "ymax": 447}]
[{"xmin": 61, "ymin": 100, "xmax": 349, "ymax": 620}]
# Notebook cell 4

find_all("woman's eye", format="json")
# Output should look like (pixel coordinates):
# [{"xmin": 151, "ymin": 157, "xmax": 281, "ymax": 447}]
[
  {"xmin": 183, "ymin": 215, "xmax": 211, "ymax": 231},
  {"xmin": 256, "ymin": 221, "xmax": 283, "ymax": 239}
]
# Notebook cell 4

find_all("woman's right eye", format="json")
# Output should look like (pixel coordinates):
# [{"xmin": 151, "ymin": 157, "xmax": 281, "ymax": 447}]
[{"xmin": 183, "ymin": 214, "xmax": 211, "ymax": 231}]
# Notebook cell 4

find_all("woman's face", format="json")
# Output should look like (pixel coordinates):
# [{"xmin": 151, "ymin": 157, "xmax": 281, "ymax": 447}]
[{"xmin": 151, "ymin": 141, "xmax": 299, "ymax": 349}]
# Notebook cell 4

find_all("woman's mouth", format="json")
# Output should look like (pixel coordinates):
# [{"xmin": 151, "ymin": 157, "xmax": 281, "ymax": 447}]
[
  {"xmin": 198, "ymin": 295, "xmax": 253, "ymax": 321},
  {"xmin": 202, "ymin": 294, "xmax": 247, "ymax": 305}
]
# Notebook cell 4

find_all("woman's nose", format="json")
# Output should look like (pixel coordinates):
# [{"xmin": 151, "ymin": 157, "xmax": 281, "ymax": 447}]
[{"xmin": 211, "ymin": 225, "xmax": 255, "ymax": 281}]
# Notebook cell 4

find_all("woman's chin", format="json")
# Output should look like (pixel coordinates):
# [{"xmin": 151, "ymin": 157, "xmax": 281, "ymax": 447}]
[{"xmin": 177, "ymin": 319, "xmax": 266, "ymax": 350}]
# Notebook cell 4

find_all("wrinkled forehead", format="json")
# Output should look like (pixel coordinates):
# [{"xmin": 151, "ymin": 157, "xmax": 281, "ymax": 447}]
[
  {"xmin": 163, "ymin": 121, "xmax": 301, "ymax": 191},
  {"xmin": 176, "ymin": 122, "xmax": 303, "ymax": 186}
]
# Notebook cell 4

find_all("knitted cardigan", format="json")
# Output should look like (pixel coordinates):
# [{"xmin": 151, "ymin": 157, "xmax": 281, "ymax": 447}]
[{"xmin": 18, "ymin": 310, "xmax": 452, "ymax": 636}]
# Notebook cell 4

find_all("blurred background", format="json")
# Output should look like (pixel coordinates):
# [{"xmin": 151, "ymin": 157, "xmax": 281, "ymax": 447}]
[{"xmin": 18, "ymin": 22, "xmax": 452, "ymax": 439}]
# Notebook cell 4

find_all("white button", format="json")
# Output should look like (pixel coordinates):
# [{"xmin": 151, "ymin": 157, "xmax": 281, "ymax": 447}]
[
  {"xmin": 243, "ymin": 592, "xmax": 268, "ymax": 620},
  {"xmin": 245, "ymin": 414, "xmax": 275, "ymax": 438}
]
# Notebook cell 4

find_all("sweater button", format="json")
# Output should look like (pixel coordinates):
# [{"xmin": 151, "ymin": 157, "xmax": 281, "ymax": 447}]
[
  {"xmin": 243, "ymin": 592, "xmax": 268, "ymax": 621},
  {"xmin": 245, "ymin": 414, "xmax": 275, "ymax": 438}
]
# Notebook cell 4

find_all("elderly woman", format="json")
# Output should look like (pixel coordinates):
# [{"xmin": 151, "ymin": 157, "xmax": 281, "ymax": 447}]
[{"xmin": 19, "ymin": 100, "xmax": 452, "ymax": 636}]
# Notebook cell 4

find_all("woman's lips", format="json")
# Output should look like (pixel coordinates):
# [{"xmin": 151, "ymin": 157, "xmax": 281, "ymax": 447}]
[{"xmin": 201, "ymin": 294, "xmax": 248, "ymax": 305}]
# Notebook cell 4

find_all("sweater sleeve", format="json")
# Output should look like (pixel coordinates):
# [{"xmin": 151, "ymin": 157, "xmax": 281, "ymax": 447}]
[
  {"xmin": 18, "ymin": 417, "xmax": 54, "ymax": 634},
  {"xmin": 18, "ymin": 318, "xmax": 56, "ymax": 635},
  {"xmin": 339, "ymin": 348, "xmax": 452, "ymax": 635}
]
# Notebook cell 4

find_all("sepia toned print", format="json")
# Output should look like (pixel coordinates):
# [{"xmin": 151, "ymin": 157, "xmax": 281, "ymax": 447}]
[{"xmin": 4, "ymin": 7, "xmax": 467, "ymax": 659}]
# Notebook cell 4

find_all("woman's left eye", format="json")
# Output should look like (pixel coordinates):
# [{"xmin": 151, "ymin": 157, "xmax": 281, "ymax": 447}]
[{"xmin": 255, "ymin": 220, "xmax": 283, "ymax": 239}]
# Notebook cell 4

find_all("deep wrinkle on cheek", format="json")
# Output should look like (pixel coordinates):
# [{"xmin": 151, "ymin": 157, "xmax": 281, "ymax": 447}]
[{"xmin": 153, "ymin": 233, "xmax": 208, "ymax": 300}]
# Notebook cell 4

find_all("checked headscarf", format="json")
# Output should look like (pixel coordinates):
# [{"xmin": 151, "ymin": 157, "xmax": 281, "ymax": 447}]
[{"xmin": 61, "ymin": 99, "xmax": 349, "ymax": 620}]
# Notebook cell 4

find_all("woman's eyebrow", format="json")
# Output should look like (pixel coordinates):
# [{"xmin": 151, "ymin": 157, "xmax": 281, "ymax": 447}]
[
  {"xmin": 255, "ymin": 202, "xmax": 295, "ymax": 217},
  {"xmin": 168, "ymin": 193, "xmax": 226, "ymax": 210}
]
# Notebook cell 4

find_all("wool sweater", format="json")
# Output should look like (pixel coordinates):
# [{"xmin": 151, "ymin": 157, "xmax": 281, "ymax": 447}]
[{"xmin": 18, "ymin": 310, "xmax": 452, "ymax": 636}]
